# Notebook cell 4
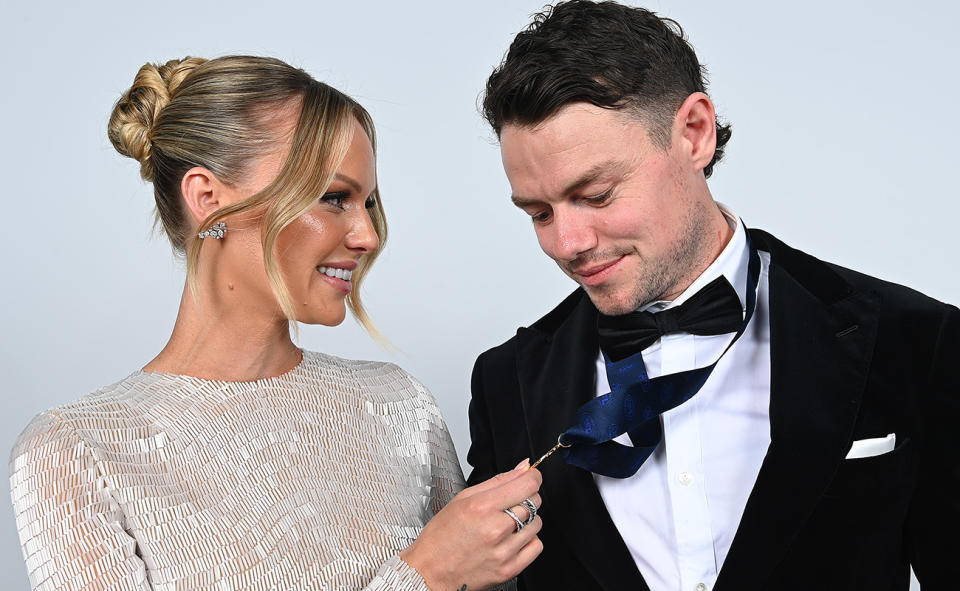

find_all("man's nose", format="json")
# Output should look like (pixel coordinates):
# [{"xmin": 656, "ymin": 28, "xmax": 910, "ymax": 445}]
[{"xmin": 543, "ymin": 209, "xmax": 597, "ymax": 262}]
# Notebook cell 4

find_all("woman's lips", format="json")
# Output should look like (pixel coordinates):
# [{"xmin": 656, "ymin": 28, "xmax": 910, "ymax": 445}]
[
  {"xmin": 316, "ymin": 265, "xmax": 353, "ymax": 281},
  {"xmin": 316, "ymin": 265, "xmax": 354, "ymax": 294}
]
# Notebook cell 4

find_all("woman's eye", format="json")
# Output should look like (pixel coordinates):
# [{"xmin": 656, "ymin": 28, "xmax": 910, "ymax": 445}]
[
  {"xmin": 321, "ymin": 191, "xmax": 350, "ymax": 209},
  {"xmin": 364, "ymin": 196, "xmax": 377, "ymax": 210}
]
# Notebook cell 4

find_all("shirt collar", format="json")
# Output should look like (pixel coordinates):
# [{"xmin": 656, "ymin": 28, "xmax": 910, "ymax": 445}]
[{"xmin": 640, "ymin": 203, "xmax": 748, "ymax": 313}]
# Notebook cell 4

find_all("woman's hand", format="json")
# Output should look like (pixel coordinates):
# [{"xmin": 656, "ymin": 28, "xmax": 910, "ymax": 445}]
[{"xmin": 400, "ymin": 460, "xmax": 544, "ymax": 590}]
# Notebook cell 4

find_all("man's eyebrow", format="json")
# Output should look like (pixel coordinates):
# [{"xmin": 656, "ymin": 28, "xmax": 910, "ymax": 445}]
[
  {"xmin": 510, "ymin": 160, "xmax": 623, "ymax": 207},
  {"xmin": 510, "ymin": 195, "xmax": 541, "ymax": 208}
]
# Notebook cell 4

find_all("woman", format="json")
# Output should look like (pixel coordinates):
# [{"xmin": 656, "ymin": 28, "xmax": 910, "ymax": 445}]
[{"xmin": 9, "ymin": 56, "xmax": 542, "ymax": 590}]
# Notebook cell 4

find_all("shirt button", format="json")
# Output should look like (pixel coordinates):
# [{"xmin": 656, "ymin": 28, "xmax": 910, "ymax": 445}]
[
  {"xmin": 678, "ymin": 472, "xmax": 693, "ymax": 486},
  {"xmin": 695, "ymin": 584, "xmax": 707, "ymax": 591}
]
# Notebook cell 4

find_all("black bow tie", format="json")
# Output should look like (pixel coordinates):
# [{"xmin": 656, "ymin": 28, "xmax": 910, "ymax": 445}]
[{"xmin": 598, "ymin": 276, "xmax": 744, "ymax": 362}]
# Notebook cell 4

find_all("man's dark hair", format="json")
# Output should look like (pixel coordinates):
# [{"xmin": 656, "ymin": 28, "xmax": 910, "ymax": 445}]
[{"xmin": 483, "ymin": 0, "xmax": 732, "ymax": 178}]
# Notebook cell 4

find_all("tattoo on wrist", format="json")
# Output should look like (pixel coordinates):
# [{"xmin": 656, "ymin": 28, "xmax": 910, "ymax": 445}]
[{"xmin": 455, "ymin": 586, "xmax": 467, "ymax": 591}]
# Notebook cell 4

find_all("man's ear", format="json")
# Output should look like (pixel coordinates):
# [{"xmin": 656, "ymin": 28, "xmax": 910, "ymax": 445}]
[
  {"xmin": 673, "ymin": 92, "xmax": 717, "ymax": 174},
  {"xmin": 180, "ymin": 167, "xmax": 222, "ymax": 226}
]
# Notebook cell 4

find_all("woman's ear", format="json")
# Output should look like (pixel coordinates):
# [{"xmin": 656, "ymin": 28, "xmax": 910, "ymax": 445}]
[{"xmin": 180, "ymin": 167, "xmax": 222, "ymax": 226}]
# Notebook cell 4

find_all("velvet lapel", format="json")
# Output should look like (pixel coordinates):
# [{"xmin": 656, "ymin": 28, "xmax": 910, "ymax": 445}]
[
  {"xmin": 716, "ymin": 230, "xmax": 881, "ymax": 589},
  {"xmin": 516, "ymin": 290, "xmax": 649, "ymax": 591}
]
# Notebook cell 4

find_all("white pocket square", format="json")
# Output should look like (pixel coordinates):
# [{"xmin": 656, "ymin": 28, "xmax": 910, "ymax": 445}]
[{"xmin": 845, "ymin": 433, "xmax": 896, "ymax": 459}]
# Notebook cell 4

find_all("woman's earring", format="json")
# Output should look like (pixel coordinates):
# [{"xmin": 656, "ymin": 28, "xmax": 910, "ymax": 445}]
[{"xmin": 198, "ymin": 222, "xmax": 227, "ymax": 240}]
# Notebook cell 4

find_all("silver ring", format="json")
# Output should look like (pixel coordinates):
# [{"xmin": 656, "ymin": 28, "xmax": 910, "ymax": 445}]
[
  {"xmin": 521, "ymin": 498, "xmax": 538, "ymax": 525},
  {"xmin": 503, "ymin": 508, "xmax": 525, "ymax": 533}
]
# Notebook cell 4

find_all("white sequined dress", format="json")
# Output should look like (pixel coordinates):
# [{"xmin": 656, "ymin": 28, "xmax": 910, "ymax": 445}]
[{"xmin": 9, "ymin": 351, "xmax": 472, "ymax": 590}]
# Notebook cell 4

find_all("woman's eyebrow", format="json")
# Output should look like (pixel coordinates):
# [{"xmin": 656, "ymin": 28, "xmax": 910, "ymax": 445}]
[{"xmin": 334, "ymin": 173, "xmax": 363, "ymax": 193}]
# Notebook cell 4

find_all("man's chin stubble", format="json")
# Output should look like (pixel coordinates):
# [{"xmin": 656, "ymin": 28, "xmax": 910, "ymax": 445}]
[
  {"xmin": 585, "ymin": 283, "xmax": 660, "ymax": 316},
  {"xmin": 571, "ymin": 261, "xmax": 670, "ymax": 316}
]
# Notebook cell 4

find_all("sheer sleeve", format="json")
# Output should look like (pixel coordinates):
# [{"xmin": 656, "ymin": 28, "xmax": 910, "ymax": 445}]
[{"xmin": 10, "ymin": 411, "xmax": 151, "ymax": 591}]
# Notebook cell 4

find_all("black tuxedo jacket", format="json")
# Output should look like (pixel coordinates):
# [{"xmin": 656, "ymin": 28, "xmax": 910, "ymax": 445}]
[{"xmin": 467, "ymin": 229, "xmax": 959, "ymax": 590}]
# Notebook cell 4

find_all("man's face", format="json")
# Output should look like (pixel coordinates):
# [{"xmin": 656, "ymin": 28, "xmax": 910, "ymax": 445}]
[{"xmin": 500, "ymin": 102, "xmax": 716, "ymax": 315}]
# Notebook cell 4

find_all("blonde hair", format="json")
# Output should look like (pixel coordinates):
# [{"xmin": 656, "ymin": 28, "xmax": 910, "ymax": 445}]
[{"xmin": 107, "ymin": 56, "xmax": 386, "ymax": 331}]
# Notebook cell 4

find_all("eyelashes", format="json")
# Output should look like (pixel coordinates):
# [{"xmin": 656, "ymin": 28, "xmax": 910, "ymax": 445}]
[
  {"xmin": 587, "ymin": 189, "xmax": 613, "ymax": 204},
  {"xmin": 320, "ymin": 191, "xmax": 378, "ymax": 210},
  {"xmin": 320, "ymin": 191, "xmax": 350, "ymax": 208},
  {"xmin": 528, "ymin": 189, "xmax": 613, "ymax": 224},
  {"xmin": 531, "ymin": 211, "xmax": 551, "ymax": 224}
]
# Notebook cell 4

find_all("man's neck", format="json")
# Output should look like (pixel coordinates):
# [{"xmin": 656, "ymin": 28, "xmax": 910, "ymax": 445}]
[{"xmin": 657, "ymin": 202, "xmax": 735, "ymax": 304}]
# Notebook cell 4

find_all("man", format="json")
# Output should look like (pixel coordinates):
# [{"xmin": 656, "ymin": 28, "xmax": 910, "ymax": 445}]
[{"xmin": 466, "ymin": 1, "xmax": 959, "ymax": 590}]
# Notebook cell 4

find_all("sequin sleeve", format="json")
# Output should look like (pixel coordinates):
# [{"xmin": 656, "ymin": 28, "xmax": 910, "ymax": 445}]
[
  {"xmin": 401, "ymin": 369, "xmax": 467, "ymax": 515},
  {"xmin": 387, "ymin": 369, "xmax": 517, "ymax": 591},
  {"xmin": 356, "ymin": 367, "xmax": 461, "ymax": 590},
  {"xmin": 10, "ymin": 411, "xmax": 151, "ymax": 591}
]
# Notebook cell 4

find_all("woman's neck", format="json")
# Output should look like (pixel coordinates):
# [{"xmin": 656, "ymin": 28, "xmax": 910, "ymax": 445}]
[{"xmin": 143, "ymin": 282, "xmax": 301, "ymax": 382}]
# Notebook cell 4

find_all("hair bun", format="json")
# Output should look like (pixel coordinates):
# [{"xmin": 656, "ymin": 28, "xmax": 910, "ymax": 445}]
[{"xmin": 107, "ymin": 57, "xmax": 207, "ymax": 181}]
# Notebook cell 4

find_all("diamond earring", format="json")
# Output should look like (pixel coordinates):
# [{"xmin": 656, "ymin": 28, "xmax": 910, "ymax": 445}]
[{"xmin": 198, "ymin": 221, "xmax": 226, "ymax": 240}]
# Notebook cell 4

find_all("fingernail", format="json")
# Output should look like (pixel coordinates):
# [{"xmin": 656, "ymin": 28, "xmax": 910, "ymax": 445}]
[{"xmin": 514, "ymin": 458, "xmax": 530, "ymax": 471}]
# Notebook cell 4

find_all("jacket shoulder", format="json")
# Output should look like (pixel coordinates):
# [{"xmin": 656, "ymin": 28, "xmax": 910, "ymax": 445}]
[
  {"xmin": 826, "ymin": 261, "xmax": 955, "ymax": 315},
  {"xmin": 751, "ymin": 227, "xmax": 954, "ymax": 315},
  {"xmin": 476, "ymin": 288, "xmax": 588, "ymax": 367}
]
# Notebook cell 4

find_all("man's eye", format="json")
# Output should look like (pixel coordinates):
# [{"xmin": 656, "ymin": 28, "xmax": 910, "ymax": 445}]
[
  {"xmin": 586, "ymin": 190, "xmax": 612, "ymax": 205},
  {"xmin": 531, "ymin": 211, "xmax": 551, "ymax": 224},
  {"xmin": 321, "ymin": 191, "xmax": 349, "ymax": 208}
]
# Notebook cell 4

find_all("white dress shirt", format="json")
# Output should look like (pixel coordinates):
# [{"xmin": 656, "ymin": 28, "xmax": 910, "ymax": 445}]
[{"xmin": 593, "ymin": 205, "xmax": 772, "ymax": 591}]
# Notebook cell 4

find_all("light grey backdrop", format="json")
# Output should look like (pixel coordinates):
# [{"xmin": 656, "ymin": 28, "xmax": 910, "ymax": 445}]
[{"xmin": 2, "ymin": 1, "xmax": 954, "ymax": 589}]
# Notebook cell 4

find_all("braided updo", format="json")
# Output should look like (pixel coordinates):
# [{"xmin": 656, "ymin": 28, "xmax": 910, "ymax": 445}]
[{"xmin": 105, "ymin": 56, "xmax": 387, "ymax": 331}]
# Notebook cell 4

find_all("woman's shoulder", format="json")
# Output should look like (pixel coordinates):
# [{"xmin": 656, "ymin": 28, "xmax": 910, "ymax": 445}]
[
  {"xmin": 303, "ymin": 350, "xmax": 437, "ymax": 404},
  {"xmin": 10, "ymin": 372, "xmax": 161, "ymax": 462},
  {"xmin": 304, "ymin": 349, "xmax": 409, "ymax": 379}
]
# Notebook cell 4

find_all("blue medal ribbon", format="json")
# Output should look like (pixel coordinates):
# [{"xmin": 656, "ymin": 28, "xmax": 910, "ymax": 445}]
[{"xmin": 558, "ymin": 241, "xmax": 761, "ymax": 478}]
